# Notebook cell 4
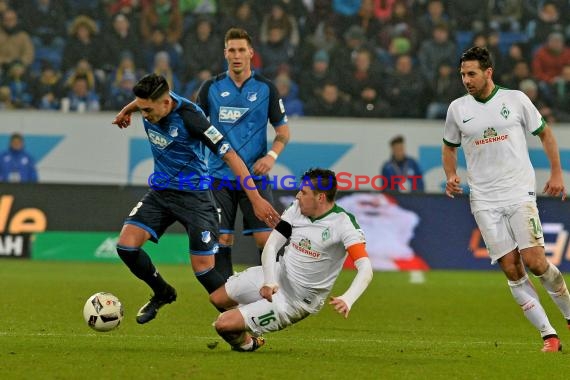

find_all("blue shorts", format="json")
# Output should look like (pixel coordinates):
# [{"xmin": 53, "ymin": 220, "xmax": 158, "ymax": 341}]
[{"xmin": 124, "ymin": 189, "xmax": 218, "ymax": 255}]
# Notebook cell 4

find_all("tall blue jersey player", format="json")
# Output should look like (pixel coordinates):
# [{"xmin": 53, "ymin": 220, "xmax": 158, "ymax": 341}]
[
  {"xmin": 112, "ymin": 74, "xmax": 280, "ymax": 324},
  {"xmin": 196, "ymin": 27, "xmax": 290, "ymax": 280}
]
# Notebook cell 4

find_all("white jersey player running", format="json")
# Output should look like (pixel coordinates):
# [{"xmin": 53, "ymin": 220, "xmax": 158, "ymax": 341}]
[
  {"xmin": 443, "ymin": 46, "xmax": 569, "ymax": 353},
  {"xmin": 210, "ymin": 168, "xmax": 373, "ymax": 352}
]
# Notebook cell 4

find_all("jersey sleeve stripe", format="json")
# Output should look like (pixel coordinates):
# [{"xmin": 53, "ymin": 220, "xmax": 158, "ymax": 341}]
[
  {"xmin": 531, "ymin": 117, "xmax": 547, "ymax": 136},
  {"xmin": 443, "ymin": 138, "xmax": 461, "ymax": 147},
  {"xmin": 347, "ymin": 243, "xmax": 368, "ymax": 261}
]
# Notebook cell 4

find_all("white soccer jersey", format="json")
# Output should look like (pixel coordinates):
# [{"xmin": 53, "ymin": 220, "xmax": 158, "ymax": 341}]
[
  {"xmin": 277, "ymin": 200, "xmax": 366, "ymax": 313},
  {"xmin": 443, "ymin": 86, "xmax": 545, "ymax": 212}
]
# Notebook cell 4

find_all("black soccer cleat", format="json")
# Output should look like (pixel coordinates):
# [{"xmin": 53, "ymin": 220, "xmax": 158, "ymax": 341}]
[{"xmin": 136, "ymin": 285, "xmax": 177, "ymax": 324}]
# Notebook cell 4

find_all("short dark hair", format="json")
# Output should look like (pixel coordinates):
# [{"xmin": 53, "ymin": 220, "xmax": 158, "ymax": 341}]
[
  {"xmin": 225, "ymin": 27, "xmax": 252, "ymax": 47},
  {"xmin": 390, "ymin": 135, "xmax": 404, "ymax": 146},
  {"xmin": 10, "ymin": 133, "xmax": 22, "ymax": 142},
  {"xmin": 460, "ymin": 46, "xmax": 494, "ymax": 71},
  {"xmin": 301, "ymin": 168, "xmax": 337, "ymax": 202},
  {"xmin": 132, "ymin": 73, "xmax": 169, "ymax": 100}
]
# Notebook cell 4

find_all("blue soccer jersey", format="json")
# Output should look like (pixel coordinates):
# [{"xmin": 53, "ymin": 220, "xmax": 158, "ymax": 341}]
[
  {"xmin": 142, "ymin": 91, "xmax": 232, "ymax": 191},
  {"xmin": 197, "ymin": 71, "xmax": 288, "ymax": 180}
]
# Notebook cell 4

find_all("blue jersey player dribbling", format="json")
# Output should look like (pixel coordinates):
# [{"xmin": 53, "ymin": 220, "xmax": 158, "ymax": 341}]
[
  {"xmin": 112, "ymin": 74, "xmax": 279, "ymax": 324},
  {"xmin": 196, "ymin": 28, "xmax": 290, "ymax": 280}
]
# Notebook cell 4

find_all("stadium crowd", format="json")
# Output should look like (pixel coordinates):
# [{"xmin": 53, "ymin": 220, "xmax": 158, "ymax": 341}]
[{"xmin": 0, "ymin": 0, "xmax": 569, "ymax": 121}]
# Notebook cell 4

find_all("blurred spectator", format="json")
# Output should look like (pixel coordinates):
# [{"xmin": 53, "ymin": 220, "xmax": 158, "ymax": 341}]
[
  {"xmin": 3, "ymin": 60, "xmax": 32, "ymax": 108},
  {"xmin": 178, "ymin": 0, "xmax": 217, "ymax": 34},
  {"xmin": 526, "ymin": 1, "xmax": 565, "ymax": 49},
  {"xmin": 486, "ymin": 30, "xmax": 507, "ymax": 77},
  {"xmin": 101, "ymin": 13, "xmax": 142, "ymax": 70},
  {"xmin": 181, "ymin": 16, "xmax": 223, "ymax": 83},
  {"xmin": 258, "ymin": 25, "xmax": 296, "ymax": 79},
  {"xmin": 140, "ymin": 0, "xmax": 183, "ymax": 46},
  {"xmin": 377, "ymin": 1, "xmax": 418, "ymax": 52},
  {"xmin": 31, "ymin": 63, "xmax": 63, "ymax": 110},
  {"xmin": 260, "ymin": 1, "xmax": 300, "ymax": 49},
  {"xmin": 104, "ymin": 69, "xmax": 137, "ymax": 110},
  {"xmin": 386, "ymin": 54, "xmax": 427, "ymax": 118},
  {"xmin": 417, "ymin": 0, "xmax": 450, "ymax": 37},
  {"xmin": 532, "ymin": 32, "xmax": 570, "ymax": 86},
  {"xmin": 500, "ymin": 42, "xmax": 530, "ymax": 81},
  {"xmin": 63, "ymin": 58, "xmax": 102, "ymax": 96},
  {"xmin": 0, "ymin": 8, "xmax": 35, "ymax": 71},
  {"xmin": 181, "ymin": 68, "xmax": 211, "ymax": 101},
  {"xmin": 487, "ymin": 0, "xmax": 523, "ymax": 32},
  {"xmin": 372, "ymin": 0, "xmax": 398, "ymax": 22},
  {"xmin": 105, "ymin": 0, "xmax": 141, "ymax": 18},
  {"xmin": 63, "ymin": 75, "xmax": 101, "ymax": 112},
  {"xmin": 0, "ymin": 85, "xmax": 14, "ymax": 109},
  {"xmin": 61, "ymin": 15, "xmax": 102, "ymax": 73},
  {"xmin": 330, "ymin": 25, "xmax": 373, "ymax": 76},
  {"xmin": 305, "ymin": 81, "xmax": 351, "ymax": 117},
  {"xmin": 332, "ymin": 0, "xmax": 362, "ymax": 28},
  {"xmin": 142, "ymin": 27, "xmax": 181, "ymax": 73},
  {"xmin": 222, "ymin": 1, "xmax": 260, "ymax": 44},
  {"xmin": 298, "ymin": 49, "xmax": 334, "ymax": 102},
  {"xmin": 447, "ymin": 1, "xmax": 486, "ymax": 32},
  {"xmin": 351, "ymin": 85, "xmax": 391, "ymax": 118},
  {"xmin": 339, "ymin": 47, "xmax": 383, "ymax": 100},
  {"xmin": 344, "ymin": 0, "xmax": 382, "ymax": 42},
  {"xmin": 301, "ymin": 19, "xmax": 340, "ymax": 69},
  {"xmin": 425, "ymin": 60, "xmax": 464, "ymax": 119},
  {"xmin": 551, "ymin": 64, "xmax": 570, "ymax": 122},
  {"xmin": 152, "ymin": 51, "xmax": 181, "ymax": 92},
  {"xmin": 380, "ymin": 135, "xmax": 424, "ymax": 193},
  {"xmin": 0, "ymin": 133, "xmax": 38, "ymax": 183},
  {"xmin": 519, "ymin": 78, "xmax": 557, "ymax": 123},
  {"xmin": 502, "ymin": 60, "xmax": 533, "ymax": 89},
  {"xmin": 274, "ymin": 72, "xmax": 304, "ymax": 117},
  {"xmin": 21, "ymin": 0, "xmax": 66, "ymax": 54},
  {"xmin": 417, "ymin": 22, "xmax": 456, "ymax": 82}
]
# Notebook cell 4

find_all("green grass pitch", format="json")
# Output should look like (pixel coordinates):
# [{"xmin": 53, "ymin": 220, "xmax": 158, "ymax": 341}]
[{"xmin": 2, "ymin": 260, "xmax": 570, "ymax": 379}]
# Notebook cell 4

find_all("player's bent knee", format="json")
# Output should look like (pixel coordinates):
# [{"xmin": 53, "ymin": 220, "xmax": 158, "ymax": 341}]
[
  {"xmin": 219, "ymin": 234, "xmax": 234, "ymax": 246},
  {"xmin": 214, "ymin": 310, "xmax": 243, "ymax": 334}
]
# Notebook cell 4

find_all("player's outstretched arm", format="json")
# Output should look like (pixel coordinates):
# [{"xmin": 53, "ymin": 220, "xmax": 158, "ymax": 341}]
[
  {"xmin": 538, "ymin": 127, "xmax": 567, "ymax": 200},
  {"xmin": 330, "ymin": 244, "xmax": 373, "ymax": 318},
  {"xmin": 222, "ymin": 150, "xmax": 281, "ymax": 227},
  {"xmin": 259, "ymin": 224, "xmax": 290, "ymax": 302},
  {"xmin": 112, "ymin": 99, "xmax": 138, "ymax": 129}
]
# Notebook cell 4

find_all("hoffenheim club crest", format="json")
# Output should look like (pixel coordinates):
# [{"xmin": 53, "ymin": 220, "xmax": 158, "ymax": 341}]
[{"xmin": 247, "ymin": 92, "xmax": 257, "ymax": 102}]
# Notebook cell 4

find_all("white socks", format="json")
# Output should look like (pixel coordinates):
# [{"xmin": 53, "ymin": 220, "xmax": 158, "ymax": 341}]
[
  {"xmin": 508, "ymin": 275, "xmax": 556, "ymax": 337},
  {"xmin": 539, "ymin": 262, "xmax": 570, "ymax": 320}
]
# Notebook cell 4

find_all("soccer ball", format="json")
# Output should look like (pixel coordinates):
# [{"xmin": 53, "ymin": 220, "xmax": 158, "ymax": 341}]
[{"xmin": 83, "ymin": 292, "xmax": 124, "ymax": 332}]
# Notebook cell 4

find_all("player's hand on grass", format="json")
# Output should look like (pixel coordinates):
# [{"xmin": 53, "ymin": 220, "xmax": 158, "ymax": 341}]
[
  {"xmin": 445, "ymin": 175, "xmax": 462, "ymax": 198},
  {"xmin": 329, "ymin": 297, "xmax": 350, "ymax": 318},
  {"xmin": 260, "ymin": 284, "xmax": 279, "ymax": 302},
  {"xmin": 252, "ymin": 198, "xmax": 280, "ymax": 228},
  {"xmin": 543, "ymin": 175, "xmax": 567, "ymax": 201},
  {"xmin": 252, "ymin": 156, "xmax": 275, "ymax": 176},
  {"xmin": 112, "ymin": 111, "xmax": 132, "ymax": 129}
]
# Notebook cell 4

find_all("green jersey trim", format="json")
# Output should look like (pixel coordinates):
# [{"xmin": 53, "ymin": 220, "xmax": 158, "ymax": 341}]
[
  {"xmin": 531, "ymin": 118, "xmax": 547, "ymax": 136},
  {"xmin": 443, "ymin": 138, "xmax": 461, "ymax": 147},
  {"xmin": 474, "ymin": 85, "xmax": 499, "ymax": 103}
]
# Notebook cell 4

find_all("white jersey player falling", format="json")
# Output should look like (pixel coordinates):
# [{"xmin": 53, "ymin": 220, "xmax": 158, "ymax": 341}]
[
  {"xmin": 277, "ymin": 200, "xmax": 366, "ymax": 313},
  {"xmin": 443, "ymin": 86, "xmax": 544, "ymax": 212}
]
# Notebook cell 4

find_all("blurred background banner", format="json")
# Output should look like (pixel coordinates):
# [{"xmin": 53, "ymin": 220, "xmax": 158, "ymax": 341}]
[
  {"xmin": 2, "ymin": 183, "xmax": 569, "ymax": 270},
  {"xmin": 1, "ymin": 112, "xmax": 569, "ymax": 192}
]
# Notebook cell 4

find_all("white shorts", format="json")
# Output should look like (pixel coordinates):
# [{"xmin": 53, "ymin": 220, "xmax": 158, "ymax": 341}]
[
  {"xmin": 473, "ymin": 201, "xmax": 544, "ymax": 264},
  {"xmin": 225, "ymin": 266, "xmax": 311, "ymax": 335}
]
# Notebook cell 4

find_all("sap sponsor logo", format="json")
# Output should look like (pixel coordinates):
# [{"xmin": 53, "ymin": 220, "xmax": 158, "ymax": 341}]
[
  {"xmin": 205, "ymin": 126, "xmax": 223, "ymax": 144},
  {"xmin": 0, "ymin": 234, "xmax": 29, "ymax": 258},
  {"xmin": 147, "ymin": 130, "xmax": 172, "ymax": 149},
  {"xmin": 219, "ymin": 106, "xmax": 248, "ymax": 123},
  {"xmin": 0, "ymin": 195, "xmax": 47, "ymax": 234}
]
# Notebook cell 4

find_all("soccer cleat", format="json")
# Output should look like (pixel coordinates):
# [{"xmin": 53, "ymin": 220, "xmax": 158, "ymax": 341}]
[
  {"xmin": 541, "ymin": 336, "xmax": 562, "ymax": 352},
  {"xmin": 232, "ymin": 336, "xmax": 266, "ymax": 352},
  {"xmin": 136, "ymin": 285, "xmax": 177, "ymax": 324}
]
